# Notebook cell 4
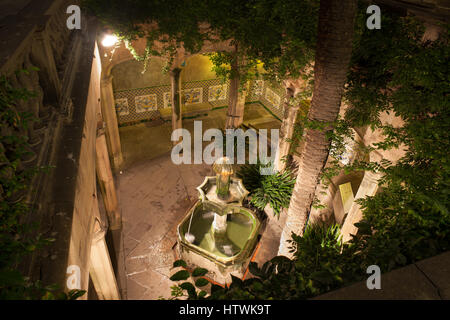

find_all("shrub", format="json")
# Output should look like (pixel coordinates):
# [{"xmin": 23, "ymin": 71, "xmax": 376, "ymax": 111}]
[{"xmin": 237, "ymin": 162, "xmax": 295, "ymax": 218}]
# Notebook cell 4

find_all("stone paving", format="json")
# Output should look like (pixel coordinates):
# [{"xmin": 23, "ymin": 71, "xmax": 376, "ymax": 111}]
[
  {"xmin": 118, "ymin": 104, "xmax": 280, "ymax": 171},
  {"xmin": 116, "ymin": 105, "xmax": 284, "ymax": 299},
  {"xmin": 118, "ymin": 156, "xmax": 210, "ymax": 299}
]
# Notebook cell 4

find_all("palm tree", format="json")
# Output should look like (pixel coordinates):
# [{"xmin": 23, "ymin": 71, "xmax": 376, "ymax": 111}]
[{"xmin": 278, "ymin": 0, "xmax": 358, "ymax": 257}]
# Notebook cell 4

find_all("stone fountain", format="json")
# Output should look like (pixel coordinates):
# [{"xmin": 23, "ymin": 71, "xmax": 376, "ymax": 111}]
[{"xmin": 177, "ymin": 157, "xmax": 262, "ymax": 284}]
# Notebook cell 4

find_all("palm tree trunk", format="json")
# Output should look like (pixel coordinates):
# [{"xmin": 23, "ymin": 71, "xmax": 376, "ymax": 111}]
[{"xmin": 278, "ymin": 0, "xmax": 358, "ymax": 257}]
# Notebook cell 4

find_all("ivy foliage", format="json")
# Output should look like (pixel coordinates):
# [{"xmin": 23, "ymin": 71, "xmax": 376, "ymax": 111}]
[
  {"xmin": 82, "ymin": 0, "xmax": 319, "ymax": 82},
  {"xmin": 0, "ymin": 74, "xmax": 85, "ymax": 299},
  {"xmin": 339, "ymin": 10, "xmax": 450, "ymax": 270}
]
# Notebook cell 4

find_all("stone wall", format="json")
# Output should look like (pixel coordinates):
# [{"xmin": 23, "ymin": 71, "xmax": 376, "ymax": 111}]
[
  {"xmin": 111, "ymin": 55, "xmax": 219, "ymax": 90},
  {"xmin": 111, "ymin": 56, "xmax": 287, "ymax": 125},
  {"xmin": 0, "ymin": 0, "xmax": 118, "ymax": 298},
  {"xmin": 66, "ymin": 42, "xmax": 102, "ymax": 295}
]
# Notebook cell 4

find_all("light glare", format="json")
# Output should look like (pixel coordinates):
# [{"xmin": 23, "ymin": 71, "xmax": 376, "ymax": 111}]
[{"xmin": 101, "ymin": 34, "xmax": 118, "ymax": 47}]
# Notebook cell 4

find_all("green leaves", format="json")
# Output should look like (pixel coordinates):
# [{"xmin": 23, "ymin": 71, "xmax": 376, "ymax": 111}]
[
  {"xmin": 195, "ymin": 278, "xmax": 210, "ymax": 287},
  {"xmin": 179, "ymin": 282, "xmax": 196, "ymax": 298},
  {"xmin": 237, "ymin": 162, "xmax": 295, "ymax": 217},
  {"xmin": 172, "ymin": 259, "xmax": 187, "ymax": 268},
  {"xmin": 168, "ymin": 260, "xmax": 211, "ymax": 299},
  {"xmin": 169, "ymin": 270, "xmax": 190, "ymax": 281},
  {"xmin": 192, "ymin": 267, "xmax": 208, "ymax": 277},
  {"xmin": 66, "ymin": 289, "xmax": 87, "ymax": 300},
  {"xmin": 83, "ymin": 0, "xmax": 318, "ymax": 84},
  {"xmin": 341, "ymin": 12, "xmax": 450, "ymax": 274}
]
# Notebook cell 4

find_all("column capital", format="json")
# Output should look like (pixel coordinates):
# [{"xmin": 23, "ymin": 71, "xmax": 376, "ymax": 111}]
[
  {"xmin": 92, "ymin": 217, "xmax": 108, "ymax": 243},
  {"xmin": 285, "ymin": 86, "xmax": 295, "ymax": 98},
  {"xmin": 100, "ymin": 74, "xmax": 114, "ymax": 86},
  {"xmin": 369, "ymin": 150, "xmax": 384, "ymax": 163},
  {"xmin": 97, "ymin": 126, "xmax": 106, "ymax": 138},
  {"xmin": 363, "ymin": 169, "xmax": 383, "ymax": 184},
  {"xmin": 283, "ymin": 90, "xmax": 299, "ymax": 112},
  {"xmin": 170, "ymin": 67, "xmax": 182, "ymax": 77}
]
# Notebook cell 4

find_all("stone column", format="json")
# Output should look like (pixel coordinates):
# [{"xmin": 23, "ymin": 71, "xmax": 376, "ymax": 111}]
[
  {"xmin": 100, "ymin": 76, "xmax": 123, "ymax": 171},
  {"xmin": 96, "ymin": 128, "xmax": 121, "ymax": 230},
  {"xmin": 340, "ymin": 169, "xmax": 382, "ymax": 243},
  {"xmin": 274, "ymin": 87, "xmax": 297, "ymax": 172},
  {"xmin": 89, "ymin": 216, "xmax": 120, "ymax": 300},
  {"xmin": 308, "ymin": 128, "xmax": 364, "ymax": 224},
  {"xmin": 308, "ymin": 181, "xmax": 337, "ymax": 225},
  {"xmin": 339, "ymin": 112, "xmax": 406, "ymax": 242},
  {"xmin": 170, "ymin": 68, "xmax": 182, "ymax": 144},
  {"xmin": 225, "ymin": 58, "xmax": 247, "ymax": 129}
]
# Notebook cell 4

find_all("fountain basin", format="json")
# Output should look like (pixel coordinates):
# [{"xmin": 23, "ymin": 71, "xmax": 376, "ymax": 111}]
[
  {"xmin": 197, "ymin": 176, "xmax": 249, "ymax": 206},
  {"xmin": 177, "ymin": 200, "xmax": 261, "ymax": 284}
]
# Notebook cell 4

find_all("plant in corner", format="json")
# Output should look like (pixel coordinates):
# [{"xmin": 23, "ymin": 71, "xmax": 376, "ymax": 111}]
[{"xmin": 237, "ymin": 161, "xmax": 295, "ymax": 218}]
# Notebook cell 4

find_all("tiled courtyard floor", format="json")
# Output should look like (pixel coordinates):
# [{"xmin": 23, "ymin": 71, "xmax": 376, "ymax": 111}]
[
  {"xmin": 118, "ymin": 156, "xmax": 212, "ymax": 299},
  {"xmin": 118, "ymin": 103, "xmax": 281, "ymax": 170},
  {"xmin": 116, "ymin": 104, "xmax": 285, "ymax": 299}
]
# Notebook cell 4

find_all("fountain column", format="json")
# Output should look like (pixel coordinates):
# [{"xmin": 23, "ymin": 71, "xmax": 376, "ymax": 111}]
[
  {"xmin": 212, "ymin": 157, "xmax": 234, "ymax": 239},
  {"xmin": 213, "ymin": 157, "xmax": 234, "ymax": 201}
]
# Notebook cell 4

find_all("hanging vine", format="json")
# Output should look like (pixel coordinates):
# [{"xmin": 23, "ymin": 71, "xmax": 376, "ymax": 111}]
[{"xmin": 83, "ymin": 0, "xmax": 319, "ymax": 86}]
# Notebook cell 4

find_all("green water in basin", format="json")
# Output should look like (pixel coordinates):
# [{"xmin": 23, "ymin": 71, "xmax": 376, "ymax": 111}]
[{"xmin": 183, "ymin": 208, "xmax": 255, "ymax": 258}]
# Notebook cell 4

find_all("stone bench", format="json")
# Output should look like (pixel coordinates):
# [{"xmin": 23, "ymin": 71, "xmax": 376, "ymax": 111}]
[
  {"xmin": 159, "ymin": 102, "xmax": 214, "ymax": 120},
  {"xmin": 183, "ymin": 102, "xmax": 213, "ymax": 117}
]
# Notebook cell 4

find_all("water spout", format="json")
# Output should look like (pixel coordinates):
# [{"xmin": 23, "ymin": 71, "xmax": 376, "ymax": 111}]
[
  {"xmin": 212, "ymin": 213, "xmax": 227, "ymax": 234},
  {"xmin": 185, "ymin": 209, "xmax": 195, "ymax": 244},
  {"xmin": 202, "ymin": 211, "xmax": 215, "ymax": 219}
]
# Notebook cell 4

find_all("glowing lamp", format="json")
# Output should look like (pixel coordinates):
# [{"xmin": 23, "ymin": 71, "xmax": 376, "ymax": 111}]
[{"xmin": 101, "ymin": 34, "xmax": 118, "ymax": 47}]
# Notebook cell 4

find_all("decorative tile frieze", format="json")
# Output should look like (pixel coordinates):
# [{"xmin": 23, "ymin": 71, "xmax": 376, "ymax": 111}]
[{"xmin": 135, "ymin": 94, "xmax": 157, "ymax": 113}]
